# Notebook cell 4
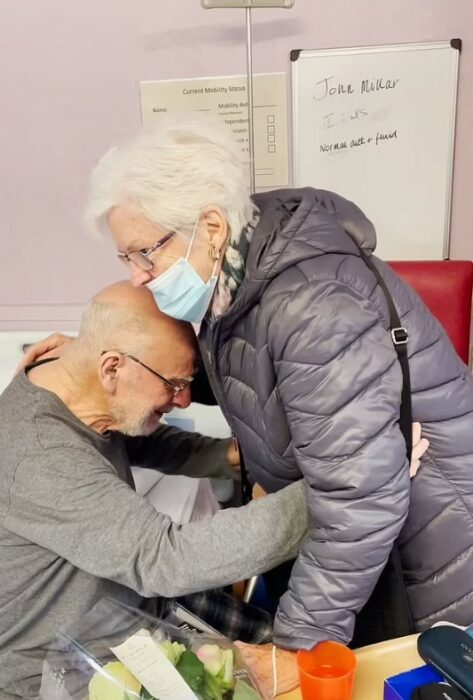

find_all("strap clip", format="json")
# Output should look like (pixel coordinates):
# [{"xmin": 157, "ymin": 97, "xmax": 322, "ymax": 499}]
[{"xmin": 391, "ymin": 327, "xmax": 409, "ymax": 345}]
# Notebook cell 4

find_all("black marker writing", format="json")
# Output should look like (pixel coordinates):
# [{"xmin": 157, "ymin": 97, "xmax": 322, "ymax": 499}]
[
  {"xmin": 361, "ymin": 78, "xmax": 399, "ymax": 94},
  {"xmin": 314, "ymin": 75, "xmax": 354, "ymax": 101}
]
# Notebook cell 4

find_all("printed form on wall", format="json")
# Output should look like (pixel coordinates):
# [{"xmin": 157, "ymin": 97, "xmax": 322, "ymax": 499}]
[{"xmin": 140, "ymin": 73, "xmax": 288, "ymax": 188}]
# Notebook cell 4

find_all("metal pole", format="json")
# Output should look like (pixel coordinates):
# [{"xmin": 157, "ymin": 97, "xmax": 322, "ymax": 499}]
[
  {"xmin": 243, "ymin": 574, "xmax": 259, "ymax": 604},
  {"xmin": 245, "ymin": 7, "xmax": 256, "ymax": 194}
]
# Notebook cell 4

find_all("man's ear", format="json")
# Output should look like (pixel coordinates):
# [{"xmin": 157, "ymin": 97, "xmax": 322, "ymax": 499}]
[
  {"xmin": 99, "ymin": 352, "xmax": 124, "ymax": 394},
  {"xmin": 201, "ymin": 206, "xmax": 228, "ymax": 255}
]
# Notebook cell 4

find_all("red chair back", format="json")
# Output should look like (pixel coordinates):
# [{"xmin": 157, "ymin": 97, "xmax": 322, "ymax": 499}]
[{"xmin": 388, "ymin": 261, "xmax": 473, "ymax": 364}]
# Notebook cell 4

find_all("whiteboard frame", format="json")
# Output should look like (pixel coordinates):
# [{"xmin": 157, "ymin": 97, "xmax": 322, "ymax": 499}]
[{"xmin": 291, "ymin": 41, "xmax": 460, "ymax": 259}]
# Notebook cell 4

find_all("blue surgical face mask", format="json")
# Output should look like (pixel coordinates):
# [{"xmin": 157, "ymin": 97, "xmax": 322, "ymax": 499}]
[{"xmin": 147, "ymin": 218, "xmax": 219, "ymax": 324}]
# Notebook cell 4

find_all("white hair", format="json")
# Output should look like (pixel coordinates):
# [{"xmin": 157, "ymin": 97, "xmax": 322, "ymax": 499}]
[{"xmin": 84, "ymin": 112, "xmax": 257, "ymax": 243}]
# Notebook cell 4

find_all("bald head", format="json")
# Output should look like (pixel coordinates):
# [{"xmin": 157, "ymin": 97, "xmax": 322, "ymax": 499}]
[
  {"xmin": 92, "ymin": 280, "xmax": 159, "ymax": 316},
  {"xmin": 76, "ymin": 281, "xmax": 196, "ymax": 364}
]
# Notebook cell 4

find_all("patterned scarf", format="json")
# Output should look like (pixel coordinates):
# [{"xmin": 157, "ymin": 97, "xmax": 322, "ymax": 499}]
[{"xmin": 211, "ymin": 213, "xmax": 259, "ymax": 319}]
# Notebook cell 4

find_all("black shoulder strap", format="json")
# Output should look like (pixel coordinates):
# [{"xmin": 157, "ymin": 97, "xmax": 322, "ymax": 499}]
[
  {"xmin": 356, "ymin": 247, "xmax": 412, "ymax": 460},
  {"xmin": 240, "ymin": 452, "xmax": 253, "ymax": 505},
  {"xmin": 352, "ymin": 247, "xmax": 416, "ymax": 642}
]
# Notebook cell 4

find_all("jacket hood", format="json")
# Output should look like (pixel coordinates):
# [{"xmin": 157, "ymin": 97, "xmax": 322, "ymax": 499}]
[{"xmin": 248, "ymin": 187, "xmax": 377, "ymax": 280}]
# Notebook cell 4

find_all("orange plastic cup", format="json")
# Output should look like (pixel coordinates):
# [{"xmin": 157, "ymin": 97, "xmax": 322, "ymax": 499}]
[{"xmin": 297, "ymin": 641, "xmax": 356, "ymax": 700}]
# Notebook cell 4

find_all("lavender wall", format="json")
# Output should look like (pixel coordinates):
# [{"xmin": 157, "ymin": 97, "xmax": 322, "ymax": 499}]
[{"xmin": 1, "ymin": 0, "xmax": 472, "ymax": 330}]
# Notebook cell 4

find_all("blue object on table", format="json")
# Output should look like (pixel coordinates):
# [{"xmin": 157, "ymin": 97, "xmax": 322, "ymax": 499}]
[{"xmin": 384, "ymin": 665, "xmax": 444, "ymax": 700}]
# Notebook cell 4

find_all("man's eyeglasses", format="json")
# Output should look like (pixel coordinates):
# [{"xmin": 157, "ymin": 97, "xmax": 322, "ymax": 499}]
[
  {"xmin": 101, "ymin": 351, "xmax": 193, "ymax": 396},
  {"xmin": 117, "ymin": 231, "xmax": 176, "ymax": 271}
]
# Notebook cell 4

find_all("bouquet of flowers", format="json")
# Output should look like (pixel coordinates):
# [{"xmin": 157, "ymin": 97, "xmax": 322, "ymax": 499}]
[{"xmin": 40, "ymin": 598, "xmax": 262, "ymax": 700}]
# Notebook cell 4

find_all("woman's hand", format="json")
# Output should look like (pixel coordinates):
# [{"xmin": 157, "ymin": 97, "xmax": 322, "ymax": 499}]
[
  {"xmin": 235, "ymin": 641, "xmax": 299, "ymax": 699},
  {"xmin": 410, "ymin": 422, "xmax": 429, "ymax": 478},
  {"xmin": 16, "ymin": 333, "xmax": 73, "ymax": 373},
  {"xmin": 252, "ymin": 483, "xmax": 267, "ymax": 500}
]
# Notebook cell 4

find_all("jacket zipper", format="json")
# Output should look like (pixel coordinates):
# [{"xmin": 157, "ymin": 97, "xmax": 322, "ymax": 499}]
[{"xmin": 204, "ymin": 317, "xmax": 254, "ymax": 502}]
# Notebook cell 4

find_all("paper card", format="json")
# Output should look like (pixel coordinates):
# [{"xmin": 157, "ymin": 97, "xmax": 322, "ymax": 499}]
[
  {"xmin": 140, "ymin": 72, "xmax": 289, "ymax": 188},
  {"xmin": 110, "ymin": 628, "xmax": 198, "ymax": 700}
]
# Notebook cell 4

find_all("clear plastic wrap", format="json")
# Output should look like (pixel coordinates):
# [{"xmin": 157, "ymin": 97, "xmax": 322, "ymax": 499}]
[{"xmin": 40, "ymin": 597, "xmax": 263, "ymax": 700}]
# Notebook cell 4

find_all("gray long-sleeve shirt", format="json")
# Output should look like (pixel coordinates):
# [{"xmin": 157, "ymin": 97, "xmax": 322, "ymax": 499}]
[{"xmin": 0, "ymin": 372, "xmax": 307, "ymax": 698}]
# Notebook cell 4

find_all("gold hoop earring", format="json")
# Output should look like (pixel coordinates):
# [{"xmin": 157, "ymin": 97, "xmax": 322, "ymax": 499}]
[{"xmin": 209, "ymin": 246, "xmax": 221, "ymax": 261}]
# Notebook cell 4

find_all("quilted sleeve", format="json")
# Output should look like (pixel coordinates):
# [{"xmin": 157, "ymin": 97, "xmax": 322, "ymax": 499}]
[{"xmin": 269, "ymin": 277, "xmax": 411, "ymax": 649}]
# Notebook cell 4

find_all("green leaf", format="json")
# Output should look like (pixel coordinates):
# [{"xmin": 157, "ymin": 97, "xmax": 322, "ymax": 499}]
[
  {"xmin": 233, "ymin": 680, "xmax": 261, "ymax": 700},
  {"xmin": 176, "ymin": 649, "xmax": 206, "ymax": 695},
  {"xmin": 202, "ymin": 671, "xmax": 223, "ymax": 700},
  {"xmin": 139, "ymin": 687, "xmax": 158, "ymax": 700}
]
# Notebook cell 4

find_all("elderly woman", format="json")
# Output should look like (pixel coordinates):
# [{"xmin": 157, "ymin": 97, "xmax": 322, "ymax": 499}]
[{"xmin": 28, "ymin": 114, "xmax": 473, "ymax": 663}]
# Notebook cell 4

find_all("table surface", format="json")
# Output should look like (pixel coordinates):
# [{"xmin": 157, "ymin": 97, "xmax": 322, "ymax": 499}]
[{"xmin": 279, "ymin": 634, "xmax": 421, "ymax": 700}]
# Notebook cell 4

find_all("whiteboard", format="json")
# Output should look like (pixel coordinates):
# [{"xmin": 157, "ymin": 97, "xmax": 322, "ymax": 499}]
[{"xmin": 292, "ymin": 41, "xmax": 460, "ymax": 260}]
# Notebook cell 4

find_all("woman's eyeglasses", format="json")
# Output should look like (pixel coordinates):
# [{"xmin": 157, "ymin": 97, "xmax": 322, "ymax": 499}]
[{"xmin": 117, "ymin": 231, "xmax": 176, "ymax": 271}]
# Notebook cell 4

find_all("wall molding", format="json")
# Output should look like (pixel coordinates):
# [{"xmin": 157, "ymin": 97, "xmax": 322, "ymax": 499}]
[{"xmin": 0, "ymin": 305, "xmax": 84, "ymax": 331}]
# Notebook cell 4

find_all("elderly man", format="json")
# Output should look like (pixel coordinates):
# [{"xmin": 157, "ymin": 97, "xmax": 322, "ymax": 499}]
[{"xmin": 0, "ymin": 282, "xmax": 307, "ymax": 699}]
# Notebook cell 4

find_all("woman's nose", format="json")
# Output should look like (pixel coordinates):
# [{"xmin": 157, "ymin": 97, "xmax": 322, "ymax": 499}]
[{"xmin": 129, "ymin": 262, "xmax": 154, "ymax": 287}]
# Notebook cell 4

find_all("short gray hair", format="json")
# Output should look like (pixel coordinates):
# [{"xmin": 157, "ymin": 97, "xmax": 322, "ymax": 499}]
[
  {"xmin": 84, "ymin": 112, "xmax": 257, "ymax": 244},
  {"xmin": 73, "ymin": 299, "xmax": 149, "ymax": 359}
]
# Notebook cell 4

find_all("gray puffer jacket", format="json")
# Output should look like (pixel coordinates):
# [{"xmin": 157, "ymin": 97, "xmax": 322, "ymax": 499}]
[{"xmin": 199, "ymin": 188, "xmax": 473, "ymax": 650}]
